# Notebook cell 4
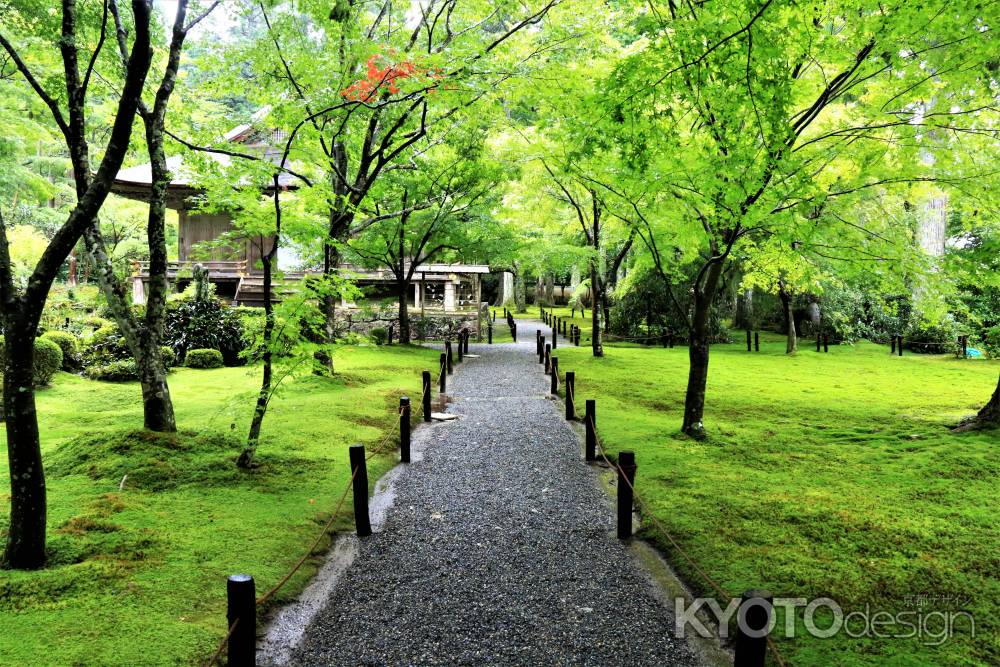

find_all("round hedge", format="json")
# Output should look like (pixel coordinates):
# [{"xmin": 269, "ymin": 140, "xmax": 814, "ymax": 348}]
[
  {"xmin": 42, "ymin": 330, "xmax": 79, "ymax": 370},
  {"xmin": 185, "ymin": 348, "xmax": 224, "ymax": 369},
  {"xmin": 85, "ymin": 359, "xmax": 138, "ymax": 382},
  {"xmin": 32, "ymin": 337, "xmax": 64, "ymax": 385}
]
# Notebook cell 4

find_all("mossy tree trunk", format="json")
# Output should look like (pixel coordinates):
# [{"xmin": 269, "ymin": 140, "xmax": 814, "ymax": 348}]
[
  {"xmin": 779, "ymin": 281, "xmax": 797, "ymax": 355},
  {"xmin": 956, "ymin": 375, "xmax": 1000, "ymax": 431},
  {"xmin": 0, "ymin": 0, "xmax": 153, "ymax": 568}
]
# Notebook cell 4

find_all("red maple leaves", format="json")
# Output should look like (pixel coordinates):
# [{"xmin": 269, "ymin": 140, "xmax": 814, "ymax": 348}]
[{"xmin": 341, "ymin": 55, "xmax": 422, "ymax": 102}]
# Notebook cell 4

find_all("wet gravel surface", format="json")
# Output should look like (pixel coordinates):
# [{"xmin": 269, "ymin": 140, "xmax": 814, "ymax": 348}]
[{"xmin": 290, "ymin": 322, "xmax": 700, "ymax": 666}]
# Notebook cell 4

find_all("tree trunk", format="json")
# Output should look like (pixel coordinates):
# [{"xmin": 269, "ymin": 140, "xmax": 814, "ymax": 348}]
[
  {"xmin": 398, "ymin": 279, "xmax": 411, "ymax": 344},
  {"xmin": 545, "ymin": 274, "xmax": 554, "ymax": 306},
  {"xmin": 778, "ymin": 285, "xmax": 796, "ymax": 354},
  {"xmin": 590, "ymin": 263, "xmax": 603, "ymax": 357},
  {"xmin": 955, "ymin": 374, "xmax": 1000, "ymax": 431},
  {"xmin": 513, "ymin": 263, "xmax": 526, "ymax": 313},
  {"xmin": 240, "ymin": 250, "xmax": 274, "ymax": 468},
  {"xmin": 682, "ymin": 260, "xmax": 725, "ymax": 438},
  {"xmin": 2, "ymin": 330, "xmax": 46, "ymax": 569}
]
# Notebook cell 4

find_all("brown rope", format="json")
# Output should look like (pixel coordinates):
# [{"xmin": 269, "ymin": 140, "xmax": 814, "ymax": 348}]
[{"xmin": 584, "ymin": 414, "xmax": 789, "ymax": 667}]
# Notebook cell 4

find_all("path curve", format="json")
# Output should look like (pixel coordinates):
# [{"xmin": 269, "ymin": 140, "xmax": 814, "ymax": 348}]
[{"xmin": 288, "ymin": 321, "xmax": 701, "ymax": 666}]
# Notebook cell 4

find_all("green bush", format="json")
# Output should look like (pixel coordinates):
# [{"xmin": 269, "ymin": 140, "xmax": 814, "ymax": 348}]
[
  {"xmin": 85, "ymin": 359, "xmax": 139, "ymax": 382},
  {"xmin": 42, "ymin": 330, "xmax": 79, "ymax": 370},
  {"xmin": 165, "ymin": 297, "xmax": 247, "ymax": 366},
  {"xmin": 185, "ymin": 348, "xmax": 224, "ymax": 369},
  {"xmin": 0, "ymin": 336, "xmax": 65, "ymax": 386},
  {"xmin": 981, "ymin": 325, "xmax": 1000, "ymax": 359},
  {"xmin": 160, "ymin": 346, "xmax": 177, "ymax": 369},
  {"xmin": 369, "ymin": 327, "xmax": 388, "ymax": 345},
  {"xmin": 82, "ymin": 323, "xmax": 132, "ymax": 368},
  {"xmin": 905, "ymin": 321, "xmax": 958, "ymax": 354},
  {"xmin": 33, "ymin": 337, "xmax": 64, "ymax": 385}
]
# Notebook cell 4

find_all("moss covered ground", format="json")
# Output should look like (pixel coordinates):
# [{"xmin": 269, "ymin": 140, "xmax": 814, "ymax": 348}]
[
  {"xmin": 0, "ymin": 344, "xmax": 438, "ymax": 666},
  {"xmin": 551, "ymin": 335, "xmax": 999, "ymax": 666}
]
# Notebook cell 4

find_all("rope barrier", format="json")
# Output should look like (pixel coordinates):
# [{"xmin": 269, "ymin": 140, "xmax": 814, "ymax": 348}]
[{"xmin": 582, "ymin": 413, "xmax": 789, "ymax": 667}]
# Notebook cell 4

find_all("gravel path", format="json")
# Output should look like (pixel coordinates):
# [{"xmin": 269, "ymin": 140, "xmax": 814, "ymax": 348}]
[{"xmin": 290, "ymin": 322, "xmax": 701, "ymax": 666}]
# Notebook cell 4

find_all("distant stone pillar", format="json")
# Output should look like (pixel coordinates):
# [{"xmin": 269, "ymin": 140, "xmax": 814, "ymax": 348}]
[
  {"xmin": 444, "ymin": 282, "xmax": 456, "ymax": 312},
  {"xmin": 132, "ymin": 277, "xmax": 146, "ymax": 306},
  {"xmin": 500, "ymin": 271, "xmax": 514, "ymax": 306}
]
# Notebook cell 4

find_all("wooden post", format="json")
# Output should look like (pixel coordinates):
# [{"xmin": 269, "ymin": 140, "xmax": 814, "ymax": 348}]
[
  {"xmin": 550, "ymin": 357, "xmax": 559, "ymax": 394},
  {"xmin": 898, "ymin": 335, "xmax": 903, "ymax": 356},
  {"xmin": 493, "ymin": 309, "xmax": 496, "ymax": 322},
  {"xmin": 734, "ymin": 589, "xmax": 774, "ymax": 667},
  {"xmin": 891, "ymin": 336, "xmax": 897, "ymax": 354},
  {"xmin": 536, "ymin": 329, "xmax": 542, "ymax": 357},
  {"xmin": 227, "ymin": 575, "xmax": 256, "ymax": 667},
  {"xmin": 552, "ymin": 322, "xmax": 558, "ymax": 349},
  {"xmin": 565, "ymin": 371, "xmax": 575, "ymax": 420},
  {"xmin": 747, "ymin": 329, "xmax": 752, "ymax": 352},
  {"xmin": 754, "ymin": 332, "xmax": 759, "ymax": 352},
  {"xmin": 349, "ymin": 444, "xmax": 371, "ymax": 537},
  {"xmin": 446, "ymin": 341, "xmax": 454, "ymax": 374},
  {"xmin": 539, "ymin": 336, "xmax": 546, "ymax": 364},
  {"xmin": 575, "ymin": 326, "xmax": 581, "ymax": 346},
  {"xmin": 511, "ymin": 322, "xmax": 517, "ymax": 342},
  {"xmin": 544, "ymin": 343, "xmax": 552, "ymax": 375},
  {"xmin": 463, "ymin": 329, "xmax": 470, "ymax": 354},
  {"xmin": 816, "ymin": 332, "xmax": 821, "ymax": 352},
  {"xmin": 457, "ymin": 335, "xmax": 464, "ymax": 363},
  {"xmin": 823, "ymin": 334, "xmax": 829, "ymax": 353},
  {"xmin": 399, "ymin": 397, "xmax": 411, "ymax": 463},
  {"xmin": 962, "ymin": 335, "xmax": 968, "ymax": 358},
  {"xmin": 616, "ymin": 451, "xmax": 636, "ymax": 540},
  {"xmin": 487, "ymin": 323, "xmax": 493, "ymax": 344},
  {"xmin": 387, "ymin": 325, "xmax": 393, "ymax": 345},
  {"xmin": 585, "ymin": 400, "xmax": 596, "ymax": 461},
  {"xmin": 439, "ymin": 354, "xmax": 447, "ymax": 394},
  {"xmin": 422, "ymin": 371, "xmax": 432, "ymax": 422}
]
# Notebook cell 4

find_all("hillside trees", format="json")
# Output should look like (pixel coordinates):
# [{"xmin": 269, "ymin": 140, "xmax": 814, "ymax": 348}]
[
  {"xmin": 0, "ymin": 0, "xmax": 154, "ymax": 569},
  {"xmin": 597, "ymin": 0, "xmax": 1000, "ymax": 437}
]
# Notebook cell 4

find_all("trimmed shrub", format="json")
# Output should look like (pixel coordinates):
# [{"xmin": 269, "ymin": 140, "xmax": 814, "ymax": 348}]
[
  {"xmin": 42, "ymin": 331, "xmax": 79, "ymax": 370},
  {"xmin": 185, "ymin": 348, "xmax": 224, "ymax": 369},
  {"xmin": 85, "ymin": 359, "xmax": 138, "ymax": 382},
  {"xmin": 905, "ymin": 321, "xmax": 958, "ymax": 354},
  {"xmin": 981, "ymin": 325, "xmax": 1000, "ymax": 359},
  {"xmin": 369, "ymin": 327, "xmax": 388, "ymax": 345},
  {"xmin": 160, "ymin": 346, "xmax": 177, "ymax": 369},
  {"xmin": 82, "ymin": 323, "xmax": 132, "ymax": 368},
  {"xmin": 31, "ymin": 337, "xmax": 64, "ymax": 385}
]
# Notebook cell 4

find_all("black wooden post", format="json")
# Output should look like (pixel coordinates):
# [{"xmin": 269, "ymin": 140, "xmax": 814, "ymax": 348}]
[
  {"xmin": 575, "ymin": 326, "xmax": 581, "ymax": 346},
  {"xmin": 544, "ymin": 343, "xmax": 552, "ymax": 375},
  {"xmin": 349, "ymin": 444, "xmax": 371, "ymax": 537},
  {"xmin": 439, "ymin": 354, "xmax": 447, "ymax": 394},
  {"xmin": 493, "ymin": 309, "xmax": 496, "ymax": 322},
  {"xmin": 538, "ymin": 336, "xmax": 546, "ymax": 364},
  {"xmin": 227, "ymin": 574, "xmax": 256, "ymax": 667},
  {"xmin": 387, "ymin": 325, "xmax": 393, "ymax": 345},
  {"xmin": 962, "ymin": 335, "xmax": 968, "ymax": 358},
  {"xmin": 585, "ymin": 400, "xmax": 596, "ymax": 461},
  {"xmin": 457, "ymin": 335, "xmax": 464, "ymax": 363},
  {"xmin": 823, "ymin": 334, "xmax": 829, "ymax": 353},
  {"xmin": 616, "ymin": 451, "xmax": 636, "ymax": 540},
  {"xmin": 816, "ymin": 332, "xmax": 821, "ymax": 352},
  {"xmin": 446, "ymin": 341, "xmax": 454, "ymax": 374},
  {"xmin": 897, "ymin": 335, "xmax": 903, "ymax": 356},
  {"xmin": 891, "ymin": 336, "xmax": 897, "ymax": 354},
  {"xmin": 399, "ymin": 397, "xmax": 411, "ymax": 463},
  {"xmin": 552, "ymin": 322, "xmax": 558, "ymax": 349},
  {"xmin": 463, "ymin": 329, "xmax": 470, "ymax": 354},
  {"xmin": 747, "ymin": 329, "xmax": 752, "ymax": 352},
  {"xmin": 511, "ymin": 323, "xmax": 517, "ymax": 342},
  {"xmin": 487, "ymin": 323, "xmax": 493, "ymax": 344},
  {"xmin": 565, "ymin": 371, "xmax": 575, "ymax": 420},
  {"xmin": 734, "ymin": 589, "xmax": 774, "ymax": 667},
  {"xmin": 422, "ymin": 371, "xmax": 432, "ymax": 422},
  {"xmin": 536, "ymin": 329, "xmax": 542, "ymax": 357},
  {"xmin": 754, "ymin": 332, "xmax": 759, "ymax": 352},
  {"xmin": 550, "ymin": 357, "xmax": 559, "ymax": 394}
]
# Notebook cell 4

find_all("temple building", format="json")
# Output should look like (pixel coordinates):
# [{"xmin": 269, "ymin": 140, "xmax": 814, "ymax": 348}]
[{"xmin": 112, "ymin": 114, "xmax": 488, "ymax": 310}]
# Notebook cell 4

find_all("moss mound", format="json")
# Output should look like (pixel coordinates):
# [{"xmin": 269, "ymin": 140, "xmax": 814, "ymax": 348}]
[{"xmin": 48, "ymin": 429, "xmax": 245, "ymax": 491}]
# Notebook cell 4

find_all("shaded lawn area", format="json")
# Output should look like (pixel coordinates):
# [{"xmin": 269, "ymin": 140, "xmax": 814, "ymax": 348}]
[
  {"xmin": 552, "ymin": 339, "xmax": 999, "ymax": 667},
  {"xmin": 0, "ymin": 344, "xmax": 439, "ymax": 666}
]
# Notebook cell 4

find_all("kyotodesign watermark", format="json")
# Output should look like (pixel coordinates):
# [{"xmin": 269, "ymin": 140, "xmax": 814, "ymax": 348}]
[{"xmin": 675, "ymin": 596, "xmax": 976, "ymax": 646}]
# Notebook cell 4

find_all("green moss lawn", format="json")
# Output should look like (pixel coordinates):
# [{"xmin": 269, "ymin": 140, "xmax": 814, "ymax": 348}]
[
  {"xmin": 552, "ymin": 336, "xmax": 998, "ymax": 666},
  {"xmin": 0, "ymin": 344, "xmax": 438, "ymax": 666}
]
